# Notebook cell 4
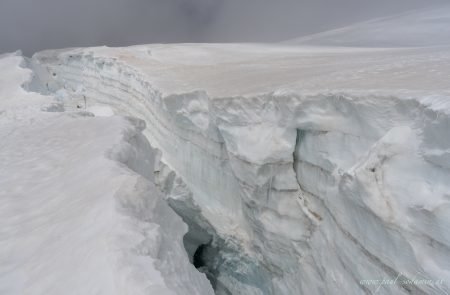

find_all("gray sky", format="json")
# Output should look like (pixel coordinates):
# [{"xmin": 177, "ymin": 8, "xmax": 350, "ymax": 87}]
[{"xmin": 0, "ymin": 0, "xmax": 446, "ymax": 55}]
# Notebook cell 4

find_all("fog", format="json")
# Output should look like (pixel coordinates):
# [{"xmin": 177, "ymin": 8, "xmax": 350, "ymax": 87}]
[{"xmin": 0, "ymin": 0, "xmax": 446, "ymax": 55}]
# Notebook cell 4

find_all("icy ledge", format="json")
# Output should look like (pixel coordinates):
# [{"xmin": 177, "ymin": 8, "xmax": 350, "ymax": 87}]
[
  {"xmin": 29, "ymin": 47, "xmax": 450, "ymax": 295},
  {"xmin": 0, "ymin": 53, "xmax": 214, "ymax": 295}
]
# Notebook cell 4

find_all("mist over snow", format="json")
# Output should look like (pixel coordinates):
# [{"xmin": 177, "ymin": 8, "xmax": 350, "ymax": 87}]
[{"xmin": 0, "ymin": 0, "xmax": 447, "ymax": 54}]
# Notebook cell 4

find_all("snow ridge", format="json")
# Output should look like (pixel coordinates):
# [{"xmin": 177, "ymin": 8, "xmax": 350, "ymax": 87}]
[
  {"xmin": 30, "ymin": 45, "xmax": 450, "ymax": 294},
  {"xmin": 0, "ymin": 53, "xmax": 213, "ymax": 295}
]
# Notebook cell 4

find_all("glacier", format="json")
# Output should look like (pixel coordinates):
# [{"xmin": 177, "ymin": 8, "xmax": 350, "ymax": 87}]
[
  {"xmin": 2, "ymin": 5, "xmax": 450, "ymax": 295},
  {"xmin": 0, "ymin": 52, "xmax": 214, "ymax": 295}
]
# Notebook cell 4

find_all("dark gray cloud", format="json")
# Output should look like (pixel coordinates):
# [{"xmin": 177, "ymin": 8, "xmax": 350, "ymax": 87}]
[{"xmin": 0, "ymin": 0, "xmax": 445, "ymax": 55}]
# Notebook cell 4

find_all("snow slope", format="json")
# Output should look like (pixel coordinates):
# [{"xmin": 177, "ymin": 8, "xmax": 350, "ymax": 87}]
[
  {"xmin": 2, "ymin": 4, "xmax": 450, "ymax": 295},
  {"xmin": 287, "ymin": 4, "xmax": 450, "ymax": 47},
  {"xmin": 0, "ymin": 53, "xmax": 213, "ymax": 295}
]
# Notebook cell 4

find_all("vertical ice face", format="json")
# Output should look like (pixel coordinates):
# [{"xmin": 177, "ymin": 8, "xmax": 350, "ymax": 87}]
[
  {"xmin": 13, "ymin": 7, "xmax": 450, "ymax": 293},
  {"xmin": 0, "ymin": 53, "xmax": 215, "ymax": 295},
  {"xmin": 29, "ymin": 40, "xmax": 450, "ymax": 294}
]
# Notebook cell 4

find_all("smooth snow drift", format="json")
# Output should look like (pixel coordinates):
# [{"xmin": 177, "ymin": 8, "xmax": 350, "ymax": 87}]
[{"xmin": 2, "ymin": 5, "xmax": 450, "ymax": 295}]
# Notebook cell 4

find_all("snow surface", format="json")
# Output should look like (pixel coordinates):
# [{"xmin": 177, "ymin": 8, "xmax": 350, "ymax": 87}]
[
  {"xmin": 0, "ymin": 53, "xmax": 213, "ymax": 295},
  {"xmin": 2, "ymin": 5, "xmax": 450, "ymax": 295}
]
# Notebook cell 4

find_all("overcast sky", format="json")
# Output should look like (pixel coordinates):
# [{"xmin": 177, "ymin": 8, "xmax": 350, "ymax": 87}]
[{"xmin": 0, "ymin": 0, "xmax": 446, "ymax": 55}]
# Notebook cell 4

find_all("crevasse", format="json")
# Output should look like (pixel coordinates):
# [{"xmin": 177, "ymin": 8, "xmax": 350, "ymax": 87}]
[{"xmin": 29, "ymin": 48, "xmax": 450, "ymax": 295}]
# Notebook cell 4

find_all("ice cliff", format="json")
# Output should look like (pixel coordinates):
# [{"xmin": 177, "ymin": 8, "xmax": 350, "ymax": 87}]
[
  {"xmin": 2, "ymin": 5, "xmax": 450, "ymax": 295},
  {"xmin": 0, "ymin": 52, "xmax": 214, "ymax": 295}
]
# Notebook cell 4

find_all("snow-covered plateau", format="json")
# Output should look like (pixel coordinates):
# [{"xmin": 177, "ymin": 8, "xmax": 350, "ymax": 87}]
[{"xmin": 2, "ymin": 5, "xmax": 450, "ymax": 295}]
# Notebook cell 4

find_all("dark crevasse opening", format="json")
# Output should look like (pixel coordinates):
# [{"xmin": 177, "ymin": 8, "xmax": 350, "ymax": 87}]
[
  {"xmin": 152, "ymin": 152, "xmax": 280, "ymax": 295},
  {"xmin": 181, "ymin": 219, "xmax": 231, "ymax": 293},
  {"xmin": 166, "ymin": 197, "xmax": 230, "ymax": 293},
  {"xmin": 167, "ymin": 196, "xmax": 271, "ymax": 295},
  {"xmin": 178, "ymin": 212, "xmax": 232, "ymax": 294},
  {"xmin": 192, "ymin": 242, "xmax": 221, "ymax": 291},
  {"xmin": 193, "ymin": 244, "xmax": 208, "ymax": 268}
]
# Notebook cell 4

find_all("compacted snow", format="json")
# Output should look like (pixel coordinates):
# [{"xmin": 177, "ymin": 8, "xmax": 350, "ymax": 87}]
[
  {"xmin": 2, "ymin": 5, "xmax": 450, "ymax": 295},
  {"xmin": 0, "ymin": 53, "xmax": 213, "ymax": 295}
]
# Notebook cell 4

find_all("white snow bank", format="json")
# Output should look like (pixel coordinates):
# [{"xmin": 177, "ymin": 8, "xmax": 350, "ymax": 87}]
[
  {"xmin": 87, "ymin": 104, "xmax": 115, "ymax": 116},
  {"xmin": 0, "ymin": 53, "xmax": 213, "ymax": 295},
  {"xmin": 0, "ymin": 52, "xmax": 51, "ymax": 124},
  {"xmin": 32, "ymin": 38, "xmax": 450, "ymax": 294}
]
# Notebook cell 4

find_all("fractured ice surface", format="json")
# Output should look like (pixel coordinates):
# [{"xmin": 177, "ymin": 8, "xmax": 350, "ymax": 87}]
[
  {"xmin": 0, "ymin": 52, "xmax": 213, "ymax": 295},
  {"xmin": 2, "ymin": 5, "xmax": 450, "ymax": 295}
]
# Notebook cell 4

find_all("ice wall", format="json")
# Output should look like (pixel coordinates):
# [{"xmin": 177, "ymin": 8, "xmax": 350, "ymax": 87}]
[
  {"xmin": 31, "ymin": 47, "xmax": 450, "ymax": 295},
  {"xmin": 0, "ymin": 53, "xmax": 214, "ymax": 295}
]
